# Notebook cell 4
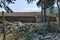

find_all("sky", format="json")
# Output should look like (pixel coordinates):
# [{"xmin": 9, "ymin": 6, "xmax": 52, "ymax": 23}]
[
  {"xmin": 0, "ymin": 0, "xmax": 57, "ymax": 12},
  {"xmin": 0, "ymin": 0, "xmax": 41, "ymax": 12}
]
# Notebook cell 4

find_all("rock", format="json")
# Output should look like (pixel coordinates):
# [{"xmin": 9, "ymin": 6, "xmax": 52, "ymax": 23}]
[{"xmin": 55, "ymin": 34, "xmax": 60, "ymax": 40}]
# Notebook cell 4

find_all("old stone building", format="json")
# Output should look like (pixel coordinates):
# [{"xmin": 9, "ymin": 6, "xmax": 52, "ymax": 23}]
[
  {"xmin": 0, "ymin": 12, "xmax": 41, "ymax": 23},
  {"xmin": 0, "ymin": 12, "xmax": 57, "ymax": 23}
]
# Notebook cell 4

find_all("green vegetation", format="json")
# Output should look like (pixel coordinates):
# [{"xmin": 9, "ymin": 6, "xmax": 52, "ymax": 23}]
[
  {"xmin": 0, "ymin": 0, "xmax": 60, "ymax": 40},
  {"xmin": 0, "ymin": 22, "xmax": 60, "ymax": 40}
]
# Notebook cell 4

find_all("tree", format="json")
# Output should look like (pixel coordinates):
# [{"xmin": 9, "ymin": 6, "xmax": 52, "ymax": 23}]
[
  {"xmin": 57, "ymin": 0, "xmax": 60, "ymax": 26},
  {"xmin": 0, "ymin": 0, "xmax": 16, "ymax": 13},
  {"xmin": 26, "ymin": 0, "xmax": 55, "ymax": 22},
  {"xmin": 0, "ymin": 0, "xmax": 16, "ymax": 40}
]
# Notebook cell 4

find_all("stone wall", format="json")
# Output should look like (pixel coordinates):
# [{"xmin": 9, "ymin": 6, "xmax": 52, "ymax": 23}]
[{"xmin": 5, "ymin": 16, "xmax": 36, "ymax": 23}]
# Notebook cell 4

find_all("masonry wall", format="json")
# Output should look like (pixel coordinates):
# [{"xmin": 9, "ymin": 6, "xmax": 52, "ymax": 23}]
[{"xmin": 5, "ymin": 16, "xmax": 36, "ymax": 23}]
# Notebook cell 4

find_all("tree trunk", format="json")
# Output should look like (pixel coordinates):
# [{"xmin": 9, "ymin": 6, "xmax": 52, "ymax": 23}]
[
  {"xmin": 41, "ymin": 0, "xmax": 47, "ymax": 22},
  {"xmin": 2, "ymin": 11, "xmax": 6, "ymax": 40},
  {"xmin": 57, "ymin": 0, "xmax": 60, "ymax": 26},
  {"xmin": 41, "ymin": 1, "xmax": 44, "ymax": 22},
  {"xmin": 43, "ymin": 0, "xmax": 47, "ymax": 22},
  {"xmin": 44, "ymin": 8, "xmax": 47, "ymax": 22}
]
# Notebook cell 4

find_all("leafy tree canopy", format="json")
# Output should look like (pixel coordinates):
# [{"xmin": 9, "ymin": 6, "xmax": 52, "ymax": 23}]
[
  {"xmin": 26, "ymin": 0, "xmax": 55, "ymax": 9},
  {"xmin": 0, "ymin": 0, "xmax": 16, "ymax": 13}
]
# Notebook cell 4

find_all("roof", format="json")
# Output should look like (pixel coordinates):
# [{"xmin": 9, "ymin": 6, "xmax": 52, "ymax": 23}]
[{"xmin": 0, "ymin": 12, "xmax": 41, "ymax": 17}]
